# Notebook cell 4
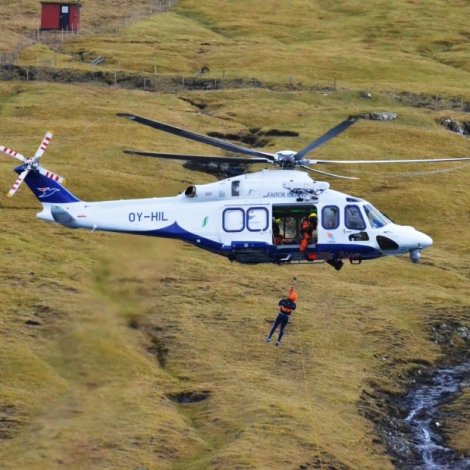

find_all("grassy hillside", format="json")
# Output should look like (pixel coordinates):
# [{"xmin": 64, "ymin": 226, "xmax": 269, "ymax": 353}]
[
  {"xmin": 4, "ymin": 0, "xmax": 470, "ymax": 98},
  {"xmin": 0, "ymin": 1, "xmax": 469, "ymax": 469}
]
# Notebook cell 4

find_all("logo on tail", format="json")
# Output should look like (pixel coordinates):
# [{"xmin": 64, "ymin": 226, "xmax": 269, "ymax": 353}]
[{"xmin": 37, "ymin": 187, "xmax": 60, "ymax": 198}]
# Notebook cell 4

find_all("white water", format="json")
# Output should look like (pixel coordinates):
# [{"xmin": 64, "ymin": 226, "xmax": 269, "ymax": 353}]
[{"xmin": 403, "ymin": 362, "xmax": 470, "ymax": 470}]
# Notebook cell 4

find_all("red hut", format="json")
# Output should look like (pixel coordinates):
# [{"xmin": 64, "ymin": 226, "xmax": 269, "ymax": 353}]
[{"xmin": 40, "ymin": 1, "xmax": 81, "ymax": 32}]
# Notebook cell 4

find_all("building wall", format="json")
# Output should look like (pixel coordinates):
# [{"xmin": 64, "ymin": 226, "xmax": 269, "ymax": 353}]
[
  {"xmin": 40, "ymin": 3, "xmax": 81, "ymax": 31},
  {"xmin": 41, "ymin": 4, "xmax": 61, "ymax": 30},
  {"xmin": 68, "ymin": 5, "xmax": 80, "ymax": 31}
]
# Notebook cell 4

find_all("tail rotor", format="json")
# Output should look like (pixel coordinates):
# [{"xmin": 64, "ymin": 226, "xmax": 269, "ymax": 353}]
[
  {"xmin": 8, "ymin": 169, "xmax": 30, "ymax": 197},
  {"xmin": 33, "ymin": 131, "xmax": 53, "ymax": 160},
  {"xmin": 1, "ymin": 132, "xmax": 65, "ymax": 197},
  {"xmin": 0, "ymin": 145, "xmax": 28, "ymax": 164}
]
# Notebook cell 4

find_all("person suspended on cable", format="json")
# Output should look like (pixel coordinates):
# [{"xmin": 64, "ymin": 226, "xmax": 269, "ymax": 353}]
[{"xmin": 265, "ymin": 280, "xmax": 297, "ymax": 347}]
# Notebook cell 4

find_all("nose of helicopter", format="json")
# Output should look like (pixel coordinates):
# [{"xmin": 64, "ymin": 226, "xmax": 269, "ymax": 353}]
[
  {"xmin": 416, "ymin": 230, "xmax": 433, "ymax": 250},
  {"xmin": 394, "ymin": 225, "xmax": 433, "ymax": 251},
  {"xmin": 408, "ymin": 229, "xmax": 433, "ymax": 263}
]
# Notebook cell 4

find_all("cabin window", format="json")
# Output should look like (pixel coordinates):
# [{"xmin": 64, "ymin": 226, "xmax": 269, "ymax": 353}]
[
  {"xmin": 247, "ymin": 207, "xmax": 269, "ymax": 232},
  {"xmin": 223, "ymin": 208, "xmax": 244, "ymax": 232},
  {"xmin": 322, "ymin": 206, "xmax": 340, "ymax": 229},
  {"xmin": 345, "ymin": 205, "xmax": 366, "ymax": 230},
  {"xmin": 364, "ymin": 204, "xmax": 391, "ymax": 228},
  {"xmin": 231, "ymin": 180, "xmax": 240, "ymax": 197}
]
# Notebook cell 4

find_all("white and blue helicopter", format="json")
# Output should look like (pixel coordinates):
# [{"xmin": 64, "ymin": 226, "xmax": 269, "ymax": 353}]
[{"xmin": 2, "ymin": 114, "xmax": 469, "ymax": 270}]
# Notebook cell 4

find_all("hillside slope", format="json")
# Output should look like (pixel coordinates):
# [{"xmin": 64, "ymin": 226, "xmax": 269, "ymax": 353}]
[
  {"xmin": 0, "ymin": 1, "xmax": 469, "ymax": 469},
  {"xmin": 2, "ymin": 0, "xmax": 470, "ymax": 98}
]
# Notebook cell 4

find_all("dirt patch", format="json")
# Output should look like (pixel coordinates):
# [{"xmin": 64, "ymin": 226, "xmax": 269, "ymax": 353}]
[
  {"xmin": 207, "ymin": 128, "xmax": 298, "ymax": 148},
  {"xmin": 0, "ymin": 405, "xmax": 23, "ymax": 440},
  {"xmin": 183, "ymin": 161, "xmax": 249, "ymax": 178},
  {"xmin": 386, "ymin": 91, "xmax": 470, "ymax": 112},
  {"xmin": 166, "ymin": 390, "xmax": 211, "ymax": 404},
  {"xmin": 128, "ymin": 320, "xmax": 169, "ymax": 368},
  {"xmin": 298, "ymin": 453, "xmax": 351, "ymax": 469}
]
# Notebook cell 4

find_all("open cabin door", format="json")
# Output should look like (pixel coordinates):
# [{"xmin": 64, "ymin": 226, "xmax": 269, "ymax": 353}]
[{"xmin": 272, "ymin": 204, "xmax": 318, "ymax": 248}]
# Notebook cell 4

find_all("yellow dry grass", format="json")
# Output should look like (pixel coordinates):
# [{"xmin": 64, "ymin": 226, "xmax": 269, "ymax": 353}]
[{"xmin": 0, "ymin": 1, "xmax": 469, "ymax": 469}]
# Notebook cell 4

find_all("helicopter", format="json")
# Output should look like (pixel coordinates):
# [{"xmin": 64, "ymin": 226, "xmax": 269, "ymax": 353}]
[{"xmin": 1, "ymin": 114, "xmax": 469, "ymax": 270}]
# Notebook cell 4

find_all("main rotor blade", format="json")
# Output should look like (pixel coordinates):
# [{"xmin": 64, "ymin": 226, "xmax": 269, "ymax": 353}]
[
  {"xmin": 294, "ymin": 117, "xmax": 359, "ymax": 160},
  {"xmin": 307, "ymin": 156, "xmax": 470, "ymax": 165},
  {"xmin": 118, "ymin": 113, "xmax": 275, "ymax": 160},
  {"xmin": 0, "ymin": 145, "xmax": 27, "ymax": 162},
  {"xmin": 7, "ymin": 168, "xmax": 29, "ymax": 197},
  {"xmin": 124, "ymin": 149, "xmax": 272, "ymax": 165},
  {"xmin": 301, "ymin": 165, "xmax": 359, "ymax": 180},
  {"xmin": 34, "ymin": 131, "xmax": 53, "ymax": 159}
]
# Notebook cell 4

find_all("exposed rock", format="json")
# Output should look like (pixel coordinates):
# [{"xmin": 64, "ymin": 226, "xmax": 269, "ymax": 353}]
[
  {"xmin": 430, "ymin": 320, "xmax": 470, "ymax": 346},
  {"xmin": 358, "ymin": 112, "xmax": 397, "ymax": 121},
  {"xmin": 438, "ymin": 117, "xmax": 470, "ymax": 136},
  {"xmin": 457, "ymin": 326, "xmax": 470, "ymax": 340}
]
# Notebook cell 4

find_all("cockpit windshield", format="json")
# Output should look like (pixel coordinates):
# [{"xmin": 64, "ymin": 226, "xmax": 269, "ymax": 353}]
[{"xmin": 364, "ymin": 204, "xmax": 391, "ymax": 228}]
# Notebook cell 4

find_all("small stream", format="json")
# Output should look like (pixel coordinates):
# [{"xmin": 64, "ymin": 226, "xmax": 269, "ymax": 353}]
[{"xmin": 402, "ymin": 361, "xmax": 470, "ymax": 469}]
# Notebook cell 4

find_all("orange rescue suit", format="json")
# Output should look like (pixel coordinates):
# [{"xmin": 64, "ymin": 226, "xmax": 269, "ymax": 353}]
[{"xmin": 299, "ymin": 218, "xmax": 313, "ymax": 252}]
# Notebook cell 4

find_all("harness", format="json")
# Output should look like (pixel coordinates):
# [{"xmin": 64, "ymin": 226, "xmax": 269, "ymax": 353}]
[{"xmin": 280, "ymin": 305, "xmax": 293, "ymax": 315}]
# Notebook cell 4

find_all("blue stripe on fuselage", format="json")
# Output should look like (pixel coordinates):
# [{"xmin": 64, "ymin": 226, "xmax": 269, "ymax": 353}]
[{"xmin": 123, "ymin": 223, "xmax": 384, "ymax": 261}]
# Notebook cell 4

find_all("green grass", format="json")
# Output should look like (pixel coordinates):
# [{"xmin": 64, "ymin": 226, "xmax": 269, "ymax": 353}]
[
  {"xmin": 0, "ymin": 1, "xmax": 469, "ymax": 468},
  {"xmin": 4, "ymin": 0, "xmax": 470, "ymax": 97}
]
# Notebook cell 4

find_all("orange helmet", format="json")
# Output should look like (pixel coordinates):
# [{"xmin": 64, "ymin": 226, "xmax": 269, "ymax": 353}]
[{"xmin": 288, "ymin": 292, "xmax": 298, "ymax": 301}]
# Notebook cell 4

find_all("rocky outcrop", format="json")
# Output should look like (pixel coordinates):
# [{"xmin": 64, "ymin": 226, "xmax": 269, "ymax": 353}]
[
  {"xmin": 438, "ymin": 117, "xmax": 470, "ymax": 136},
  {"xmin": 358, "ymin": 112, "xmax": 397, "ymax": 121}
]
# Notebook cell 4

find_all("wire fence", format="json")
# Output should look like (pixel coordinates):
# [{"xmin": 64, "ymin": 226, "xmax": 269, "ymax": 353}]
[{"xmin": 0, "ymin": 0, "xmax": 178, "ymax": 65}]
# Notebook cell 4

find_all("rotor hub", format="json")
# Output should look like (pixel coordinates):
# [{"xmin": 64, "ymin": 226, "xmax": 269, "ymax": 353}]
[{"xmin": 274, "ymin": 150, "xmax": 297, "ymax": 168}]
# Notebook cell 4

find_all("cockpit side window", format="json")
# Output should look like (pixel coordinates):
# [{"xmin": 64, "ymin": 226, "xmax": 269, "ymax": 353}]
[
  {"xmin": 364, "ymin": 204, "xmax": 391, "ymax": 228},
  {"xmin": 345, "ymin": 205, "xmax": 366, "ymax": 230},
  {"xmin": 322, "ymin": 206, "xmax": 340, "ymax": 229}
]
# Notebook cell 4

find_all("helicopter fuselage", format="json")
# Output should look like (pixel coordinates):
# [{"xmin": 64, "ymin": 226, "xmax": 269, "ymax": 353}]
[{"xmin": 32, "ymin": 169, "xmax": 433, "ymax": 266}]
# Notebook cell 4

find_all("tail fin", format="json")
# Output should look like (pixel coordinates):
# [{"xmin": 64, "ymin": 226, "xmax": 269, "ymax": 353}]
[{"xmin": 17, "ymin": 165, "xmax": 80, "ymax": 204}]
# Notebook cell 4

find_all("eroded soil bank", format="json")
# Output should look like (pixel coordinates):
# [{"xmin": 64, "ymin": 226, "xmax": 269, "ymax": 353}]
[{"xmin": 1, "ymin": 64, "xmax": 470, "ymax": 116}]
